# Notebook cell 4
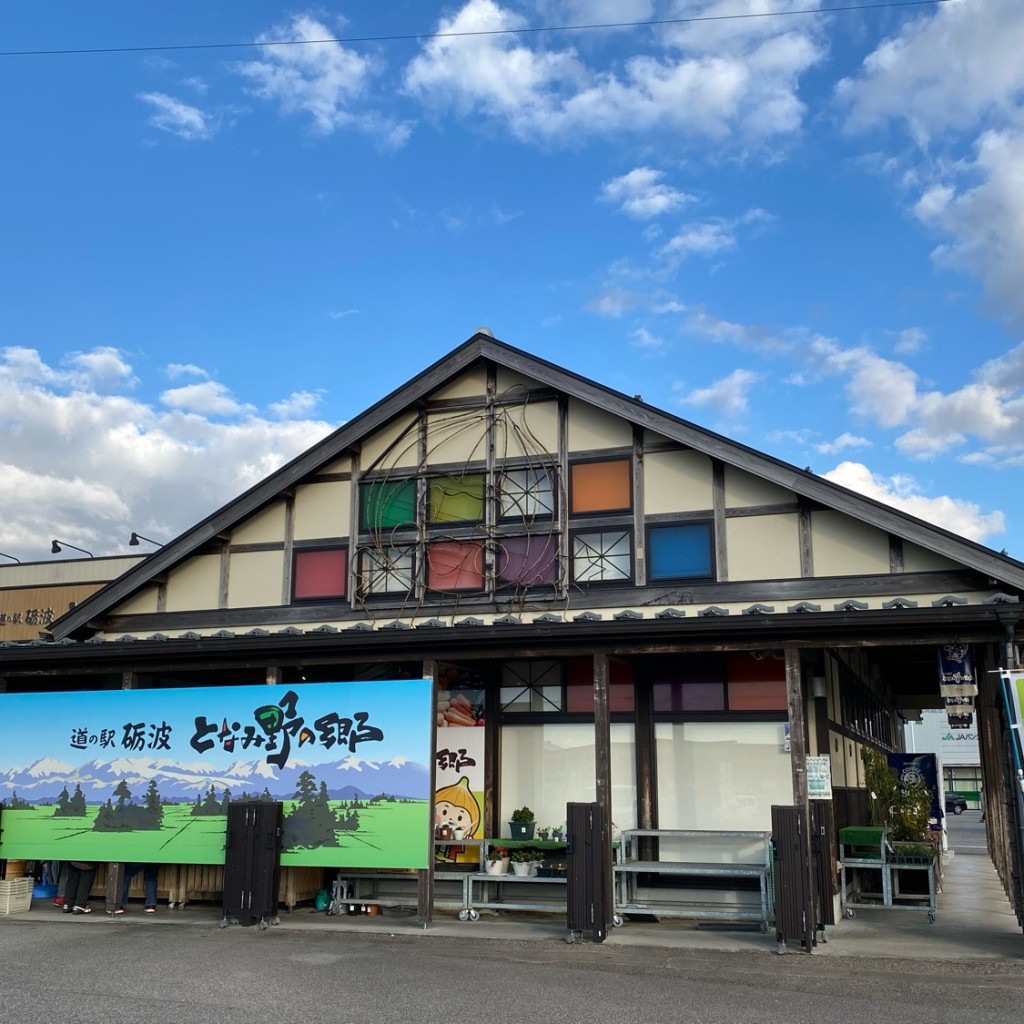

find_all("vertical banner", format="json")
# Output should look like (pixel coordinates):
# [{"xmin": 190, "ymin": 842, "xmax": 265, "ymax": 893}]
[
  {"xmin": 0, "ymin": 680, "xmax": 432, "ymax": 868},
  {"xmin": 888, "ymin": 752, "xmax": 942, "ymax": 829},
  {"xmin": 938, "ymin": 644, "xmax": 978, "ymax": 728},
  {"xmin": 998, "ymin": 670, "xmax": 1024, "ymax": 791},
  {"xmin": 434, "ymin": 677, "xmax": 486, "ymax": 865}
]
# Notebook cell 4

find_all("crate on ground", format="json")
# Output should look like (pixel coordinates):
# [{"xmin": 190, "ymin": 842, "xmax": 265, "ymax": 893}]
[{"xmin": 0, "ymin": 877, "xmax": 34, "ymax": 915}]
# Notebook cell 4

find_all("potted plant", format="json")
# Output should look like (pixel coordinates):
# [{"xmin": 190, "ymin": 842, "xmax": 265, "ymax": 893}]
[
  {"xmin": 552, "ymin": 823, "xmax": 566, "ymax": 842},
  {"xmin": 510, "ymin": 848, "xmax": 536, "ymax": 876},
  {"xmin": 509, "ymin": 806, "xmax": 535, "ymax": 840},
  {"xmin": 536, "ymin": 826, "xmax": 551, "ymax": 841},
  {"xmin": 485, "ymin": 846, "xmax": 510, "ymax": 876}
]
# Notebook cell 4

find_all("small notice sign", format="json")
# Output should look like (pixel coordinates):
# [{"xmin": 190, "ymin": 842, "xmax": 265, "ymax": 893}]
[{"xmin": 806, "ymin": 755, "xmax": 833, "ymax": 799}]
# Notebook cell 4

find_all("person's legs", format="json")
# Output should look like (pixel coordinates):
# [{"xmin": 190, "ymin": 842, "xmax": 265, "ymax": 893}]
[
  {"xmin": 143, "ymin": 865, "xmax": 159, "ymax": 909},
  {"xmin": 65, "ymin": 865, "xmax": 94, "ymax": 912},
  {"xmin": 121, "ymin": 864, "xmax": 141, "ymax": 907}
]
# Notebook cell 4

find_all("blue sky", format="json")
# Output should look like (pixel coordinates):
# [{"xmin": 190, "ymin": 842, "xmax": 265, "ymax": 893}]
[{"xmin": 2, "ymin": 1, "xmax": 1023, "ymax": 563}]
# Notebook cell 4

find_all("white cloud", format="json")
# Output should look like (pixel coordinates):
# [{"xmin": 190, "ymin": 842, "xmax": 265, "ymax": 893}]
[
  {"xmin": 894, "ymin": 327, "xmax": 927, "ymax": 355},
  {"xmin": 823, "ymin": 460, "xmax": 1004, "ymax": 544},
  {"xmin": 676, "ymin": 368, "xmax": 760, "ymax": 417},
  {"xmin": 913, "ymin": 131, "xmax": 1024, "ymax": 328},
  {"xmin": 137, "ymin": 92, "xmax": 215, "ymax": 141},
  {"xmin": 599, "ymin": 167, "xmax": 693, "ymax": 219},
  {"xmin": 837, "ymin": 0, "xmax": 1024, "ymax": 142},
  {"xmin": 160, "ymin": 381, "xmax": 255, "ymax": 417},
  {"xmin": 166, "ymin": 363, "xmax": 209, "ymax": 381},
  {"xmin": 815, "ymin": 432, "xmax": 871, "ymax": 456},
  {"xmin": 837, "ymin": 0, "xmax": 1024, "ymax": 326},
  {"xmin": 659, "ymin": 208, "xmax": 771, "ymax": 263},
  {"xmin": 328, "ymin": 309, "xmax": 360, "ymax": 320},
  {"xmin": 0, "ymin": 347, "xmax": 335, "ymax": 561},
  {"xmin": 629, "ymin": 327, "xmax": 667, "ymax": 350},
  {"xmin": 269, "ymin": 391, "xmax": 323, "ymax": 419},
  {"xmin": 235, "ymin": 15, "xmax": 413, "ymax": 148},
  {"xmin": 403, "ymin": 0, "xmax": 825, "ymax": 151}
]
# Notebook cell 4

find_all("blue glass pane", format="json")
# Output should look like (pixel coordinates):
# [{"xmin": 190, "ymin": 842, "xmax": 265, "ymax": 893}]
[{"xmin": 648, "ymin": 523, "xmax": 712, "ymax": 580}]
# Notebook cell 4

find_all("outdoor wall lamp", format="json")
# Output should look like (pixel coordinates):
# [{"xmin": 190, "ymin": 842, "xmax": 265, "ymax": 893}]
[
  {"xmin": 0, "ymin": 551, "xmax": 20, "ymax": 563},
  {"xmin": 129, "ymin": 532, "xmax": 164, "ymax": 548},
  {"xmin": 51, "ymin": 539, "xmax": 94, "ymax": 558}
]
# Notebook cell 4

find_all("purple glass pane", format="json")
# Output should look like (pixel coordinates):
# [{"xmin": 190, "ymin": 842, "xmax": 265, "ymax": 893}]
[{"xmin": 498, "ymin": 535, "xmax": 557, "ymax": 585}]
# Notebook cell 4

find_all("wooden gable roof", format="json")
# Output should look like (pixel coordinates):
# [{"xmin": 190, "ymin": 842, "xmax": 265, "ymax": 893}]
[{"xmin": 47, "ymin": 331, "xmax": 1024, "ymax": 640}]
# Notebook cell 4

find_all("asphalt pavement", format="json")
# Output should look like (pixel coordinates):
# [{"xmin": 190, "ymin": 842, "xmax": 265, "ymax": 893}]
[{"xmin": 1, "ymin": 811, "xmax": 1021, "ymax": 1023}]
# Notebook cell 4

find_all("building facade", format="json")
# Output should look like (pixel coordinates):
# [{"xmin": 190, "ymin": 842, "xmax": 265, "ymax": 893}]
[{"xmin": 2, "ymin": 334, "xmax": 1023, "ymax": 926}]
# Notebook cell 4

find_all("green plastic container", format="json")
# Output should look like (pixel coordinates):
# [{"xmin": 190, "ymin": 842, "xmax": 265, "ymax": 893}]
[{"xmin": 839, "ymin": 826, "xmax": 888, "ymax": 860}]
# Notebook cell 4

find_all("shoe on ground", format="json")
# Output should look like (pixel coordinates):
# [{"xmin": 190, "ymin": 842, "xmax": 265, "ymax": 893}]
[
  {"xmin": 54, "ymin": 897, "xmax": 65, "ymax": 907},
  {"xmin": 72, "ymin": 906, "xmax": 92, "ymax": 914},
  {"xmin": 108, "ymin": 907, "xmax": 125, "ymax": 916},
  {"xmin": 144, "ymin": 906, "xmax": 156, "ymax": 913}
]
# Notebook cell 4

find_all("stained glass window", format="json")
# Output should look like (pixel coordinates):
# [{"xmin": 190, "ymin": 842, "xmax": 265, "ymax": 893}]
[
  {"xmin": 359, "ymin": 546, "xmax": 414, "ymax": 595},
  {"xmin": 499, "ymin": 467, "xmax": 555, "ymax": 520},
  {"xmin": 428, "ymin": 474, "xmax": 485, "ymax": 524},
  {"xmin": 647, "ymin": 522, "xmax": 713, "ymax": 580},
  {"xmin": 573, "ymin": 529, "xmax": 631, "ymax": 583},
  {"xmin": 496, "ymin": 535, "xmax": 558, "ymax": 586},
  {"xmin": 293, "ymin": 547, "xmax": 347, "ymax": 601},
  {"xmin": 500, "ymin": 660, "xmax": 562, "ymax": 712},
  {"xmin": 570, "ymin": 459, "xmax": 631, "ymax": 514},
  {"xmin": 360, "ymin": 479, "xmax": 416, "ymax": 531},
  {"xmin": 427, "ymin": 540, "xmax": 485, "ymax": 591}
]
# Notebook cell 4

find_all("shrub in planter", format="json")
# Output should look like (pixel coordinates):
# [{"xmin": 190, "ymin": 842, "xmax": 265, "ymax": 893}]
[{"xmin": 509, "ymin": 806, "xmax": 535, "ymax": 840}]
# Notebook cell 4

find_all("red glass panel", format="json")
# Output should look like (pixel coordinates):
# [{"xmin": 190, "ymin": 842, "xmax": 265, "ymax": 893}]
[
  {"xmin": 566, "ymin": 657, "xmax": 635, "ymax": 713},
  {"xmin": 293, "ymin": 548, "xmax": 347, "ymax": 600},
  {"xmin": 427, "ymin": 541, "xmax": 484, "ymax": 591},
  {"xmin": 726, "ymin": 653, "xmax": 787, "ymax": 710}
]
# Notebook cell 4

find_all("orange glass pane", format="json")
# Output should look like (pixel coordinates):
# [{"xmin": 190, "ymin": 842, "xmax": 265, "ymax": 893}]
[
  {"xmin": 293, "ymin": 548, "xmax": 347, "ymax": 600},
  {"xmin": 571, "ymin": 459, "xmax": 631, "ymax": 514}
]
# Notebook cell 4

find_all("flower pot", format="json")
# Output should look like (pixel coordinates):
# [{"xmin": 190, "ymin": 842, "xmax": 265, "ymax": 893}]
[
  {"xmin": 509, "ymin": 821, "xmax": 535, "ymax": 840},
  {"xmin": 511, "ymin": 861, "xmax": 533, "ymax": 877},
  {"xmin": 485, "ymin": 859, "xmax": 507, "ymax": 876}
]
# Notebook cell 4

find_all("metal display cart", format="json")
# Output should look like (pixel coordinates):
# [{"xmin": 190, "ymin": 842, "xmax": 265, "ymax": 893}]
[
  {"xmin": 839, "ymin": 826, "xmax": 937, "ymax": 923},
  {"xmin": 612, "ymin": 829, "xmax": 773, "ymax": 931},
  {"xmin": 461, "ymin": 838, "xmax": 568, "ymax": 922}
]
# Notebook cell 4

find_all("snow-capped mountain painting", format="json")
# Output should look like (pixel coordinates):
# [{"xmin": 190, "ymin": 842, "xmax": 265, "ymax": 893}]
[{"xmin": 0, "ymin": 753, "xmax": 430, "ymax": 804}]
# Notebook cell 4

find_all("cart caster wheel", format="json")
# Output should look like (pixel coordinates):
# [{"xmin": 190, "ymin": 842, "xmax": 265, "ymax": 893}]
[
  {"xmin": 612, "ymin": 915, "xmax": 623, "ymax": 928},
  {"xmin": 928, "ymin": 912, "xmax": 935, "ymax": 924},
  {"xmin": 469, "ymin": 909, "xmax": 479, "ymax": 922},
  {"xmin": 458, "ymin": 910, "xmax": 470, "ymax": 922},
  {"xmin": 565, "ymin": 932, "xmax": 576, "ymax": 944},
  {"xmin": 844, "ymin": 909, "xmax": 855, "ymax": 919}
]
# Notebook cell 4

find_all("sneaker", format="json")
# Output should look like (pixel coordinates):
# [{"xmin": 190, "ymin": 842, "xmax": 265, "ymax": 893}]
[
  {"xmin": 72, "ymin": 906, "xmax": 92, "ymax": 914},
  {"xmin": 54, "ymin": 897, "xmax": 65, "ymax": 908},
  {"xmin": 144, "ymin": 906, "xmax": 156, "ymax": 913},
  {"xmin": 109, "ymin": 908, "xmax": 125, "ymax": 916}
]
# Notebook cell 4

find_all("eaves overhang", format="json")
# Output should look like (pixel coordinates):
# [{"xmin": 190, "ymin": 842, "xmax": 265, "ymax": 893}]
[{"xmin": 4, "ymin": 605, "xmax": 1019, "ymax": 677}]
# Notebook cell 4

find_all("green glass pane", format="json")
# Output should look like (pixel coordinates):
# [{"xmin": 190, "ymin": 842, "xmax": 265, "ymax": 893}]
[
  {"xmin": 428, "ymin": 474, "xmax": 484, "ymax": 523},
  {"xmin": 361, "ymin": 479, "xmax": 416, "ymax": 530}
]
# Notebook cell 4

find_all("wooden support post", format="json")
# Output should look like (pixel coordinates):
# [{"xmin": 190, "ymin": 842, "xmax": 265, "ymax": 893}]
[
  {"xmin": 418, "ymin": 659, "xmax": 439, "ymax": 928},
  {"xmin": 593, "ymin": 652, "xmax": 613, "ymax": 929},
  {"xmin": 785, "ymin": 646, "xmax": 815, "ymax": 951}
]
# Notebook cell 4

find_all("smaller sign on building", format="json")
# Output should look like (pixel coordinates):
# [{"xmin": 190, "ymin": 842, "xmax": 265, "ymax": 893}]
[{"xmin": 806, "ymin": 755, "xmax": 833, "ymax": 800}]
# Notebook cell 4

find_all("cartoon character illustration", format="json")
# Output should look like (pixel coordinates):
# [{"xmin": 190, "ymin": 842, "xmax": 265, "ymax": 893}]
[{"xmin": 434, "ymin": 776, "xmax": 481, "ymax": 862}]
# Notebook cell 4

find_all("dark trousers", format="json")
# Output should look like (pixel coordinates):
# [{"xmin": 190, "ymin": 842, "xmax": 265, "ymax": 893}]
[
  {"xmin": 64, "ymin": 865, "xmax": 96, "ymax": 910},
  {"xmin": 122, "ymin": 864, "xmax": 159, "ymax": 907}
]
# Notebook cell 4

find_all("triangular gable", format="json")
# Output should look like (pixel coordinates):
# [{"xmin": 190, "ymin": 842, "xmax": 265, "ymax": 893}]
[{"xmin": 49, "ymin": 332, "xmax": 1024, "ymax": 638}]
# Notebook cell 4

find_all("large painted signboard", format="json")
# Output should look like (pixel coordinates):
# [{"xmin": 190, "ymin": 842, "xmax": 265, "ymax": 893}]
[{"xmin": 0, "ymin": 680, "xmax": 432, "ymax": 868}]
